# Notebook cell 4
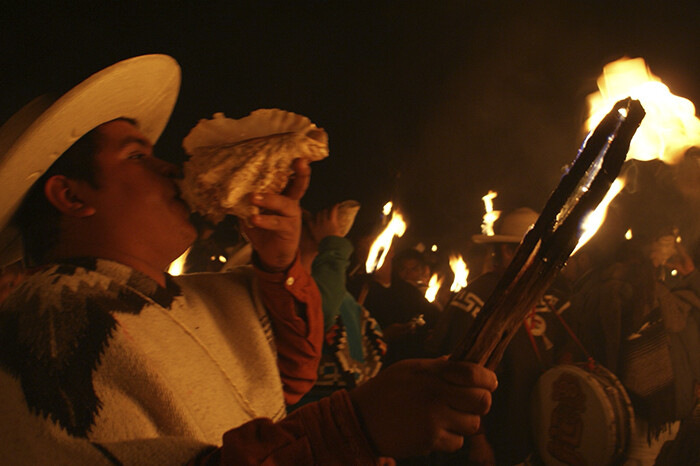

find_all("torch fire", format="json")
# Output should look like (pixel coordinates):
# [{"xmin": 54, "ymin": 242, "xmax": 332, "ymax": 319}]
[
  {"xmin": 587, "ymin": 57, "xmax": 700, "ymax": 164},
  {"xmin": 382, "ymin": 201, "xmax": 393, "ymax": 217},
  {"xmin": 449, "ymin": 254, "xmax": 469, "ymax": 293},
  {"xmin": 572, "ymin": 178, "xmax": 625, "ymax": 254},
  {"xmin": 481, "ymin": 191, "xmax": 501, "ymax": 236},
  {"xmin": 167, "ymin": 247, "xmax": 191, "ymax": 276},
  {"xmin": 365, "ymin": 206, "xmax": 407, "ymax": 274},
  {"xmin": 425, "ymin": 273, "xmax": 443, "ymax": 303},
  {"xmin": 575, "ymin": 57, "xmax": 700, "ymax": 249}
]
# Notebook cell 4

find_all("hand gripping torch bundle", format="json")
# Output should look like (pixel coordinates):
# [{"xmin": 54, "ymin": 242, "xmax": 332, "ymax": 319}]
[{"xmin": 450, "ymin": 98, "xmax": 646, "ymax": 369}]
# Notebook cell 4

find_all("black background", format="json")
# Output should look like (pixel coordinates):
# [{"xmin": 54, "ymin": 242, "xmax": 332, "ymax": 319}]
[{"xmin": 3, "ymin": 1, "xmax": 699, "ymax": 256}]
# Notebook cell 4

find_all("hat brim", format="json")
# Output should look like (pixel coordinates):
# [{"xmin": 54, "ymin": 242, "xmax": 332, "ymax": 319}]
[
  {"xmin": 0, "ymin": 54, "xmax": 180, "ymax": 265},
  {"xmin": 471, "ymin": 234, "xmax": 523, "ymax": 244}
]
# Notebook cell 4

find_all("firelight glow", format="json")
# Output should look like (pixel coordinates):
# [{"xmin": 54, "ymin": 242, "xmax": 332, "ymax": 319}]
[
  {"xmin": 382, "ymin": 201, "xmax": 393, "ymax": 217},
  {"xmin": 586, "ymin": 57, "xmax": 700, "ymax": 164},
  {"xmin": 575, "ymin": 57, "xmax": 700, "ymax": 252},
  {"xmin": 167, "ymin": 247, "xmax": 191, "ymax": 276},
  {"xmin": 425, "ymin": 272, "xmax": 443, "ymax": 303},
  {"xmin": 573, "ymin": 178, "xmax": 625, "ymax": 254},
  {"xmin": 365, "ymin": 209, "xmax": 407, "ymax": 273},
  {"xmin": 449, "ymin": 254, "xmax": 469, "ymax": 293},
  {"xmin": 481, "ymin": 190, "xmax": 501, "ymax": 236}
]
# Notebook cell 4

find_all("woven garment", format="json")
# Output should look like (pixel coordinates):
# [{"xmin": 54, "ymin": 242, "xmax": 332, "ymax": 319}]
[
  {"xmin": 0, "ymin": 258, "xmax": 286, "ymax": 464},
  {"xmin": 620, "ymin": 316, "xmax": 676, "ymax": 440},
  {"xmin": 621, "ymin": 319, "xmax": 674, "ymax": 397}
]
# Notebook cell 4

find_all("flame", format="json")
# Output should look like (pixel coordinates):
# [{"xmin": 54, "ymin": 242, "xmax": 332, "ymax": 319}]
[
  {"xmin": 625, "ymin": 229, "xmax": 633, "ymax": 240},
  {"xmin": 382, "ymin": 201, "xmax": 393, "ymax": 216},
  {"xmin": 481, "ymin": 190, "xmax": 501, "ymax": 236},
  {"xmin": 586, "ymin": 57, "xmax": 700, "ymax": 164},
  {"xmin": 449, "ymin": 254, "xmax": 469, "ymax": 292},
  {"xmin": 425, "ymin": 272, "xmax": 443, "ymax": 303},
  {"xmin": 431, "ymin": 244, "xmax": 438, "ymax": 252},
  {"xmin": 365, "ymin": 209, "xmax": 407, "ymax": 273},
  {"xmin": 573, "ymin": 178, "xmax": 625, "ymax": 254},
  {"xmin": 167, "ymin": 247, "xmax": 191, "ymax": 276}
]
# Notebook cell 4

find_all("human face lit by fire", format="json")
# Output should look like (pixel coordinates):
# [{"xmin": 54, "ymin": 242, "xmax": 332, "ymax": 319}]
[
  {"xmin": 398, "ymin": 258, "xmax": 430, "ymax": 287},
  {"xmin": 82, "ymin": 120, "xmax": 196, "ymax": 268}
]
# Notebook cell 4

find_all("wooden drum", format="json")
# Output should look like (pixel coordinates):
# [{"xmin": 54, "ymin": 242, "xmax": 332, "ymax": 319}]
[{"xmin": 531, "ymin": 363, "xmax": 634, "ymax": 465}]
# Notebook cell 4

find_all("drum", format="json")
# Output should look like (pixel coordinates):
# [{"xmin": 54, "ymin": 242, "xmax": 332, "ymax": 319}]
[{"xmin": 531, "ymin": 363, "xmax": 634, "ymax": 466}]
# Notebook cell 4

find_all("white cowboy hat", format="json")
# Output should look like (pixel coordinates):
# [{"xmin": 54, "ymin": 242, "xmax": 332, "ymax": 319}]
[
  {"xmin": 472, "ymin": 207, "xmax": 539, "ymax": 244},
  {"xmin": 0, "ymin": 54, "xmax": 181, "ymax": 265}
]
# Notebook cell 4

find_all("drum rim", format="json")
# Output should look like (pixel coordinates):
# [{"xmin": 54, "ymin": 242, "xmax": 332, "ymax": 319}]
[
  {"xmin": 532, "ymin": 363, "xmax": 632, "ymax": 465},
  {"xmin": 581, "ymin": 363, "xmax": 635, "ymax": 458}
]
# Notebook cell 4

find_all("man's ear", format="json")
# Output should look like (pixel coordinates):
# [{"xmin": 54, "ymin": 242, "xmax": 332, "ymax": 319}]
[{"xmin": 43, "ymin": 175, "xmax": 96, "ymax": 217}]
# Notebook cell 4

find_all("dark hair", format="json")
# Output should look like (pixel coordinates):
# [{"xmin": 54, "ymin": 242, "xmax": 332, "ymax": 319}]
[
  {"xmin": 14, "ymin": 128, "xmax": 102, "ymax": 266},
  {"xmin": 391, "ymin": 248, "xmax": 428, "ymax": 283},
  {"xmin": 393, "ymin": 248, "xmax": 427, "ymax": 268}
]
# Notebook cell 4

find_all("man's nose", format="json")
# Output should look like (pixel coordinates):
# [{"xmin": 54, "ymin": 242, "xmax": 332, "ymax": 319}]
[{"xmin": 151, "ymin": 157, "xmax": 183, "ymax": 178}]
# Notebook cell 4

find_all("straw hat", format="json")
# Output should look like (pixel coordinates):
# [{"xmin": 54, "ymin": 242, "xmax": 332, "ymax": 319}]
[
  {"xmin": 472, "ymin": 207, "xmax": 539, "ymax": 244},
  {"xmin": 0, "ymin": 54, "xmax": 181, "ymax": 265}
]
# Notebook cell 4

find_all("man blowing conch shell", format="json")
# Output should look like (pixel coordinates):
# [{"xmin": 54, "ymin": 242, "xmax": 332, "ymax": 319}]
[{"xmin": 0, "ymin": 54, "xmax": 496, "ymax": 465}]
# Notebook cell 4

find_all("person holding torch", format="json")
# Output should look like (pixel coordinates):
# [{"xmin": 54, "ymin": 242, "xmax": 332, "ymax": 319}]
[{"xmin": 0, "ymin": 54, "xmax": 496, "ymax": 465}]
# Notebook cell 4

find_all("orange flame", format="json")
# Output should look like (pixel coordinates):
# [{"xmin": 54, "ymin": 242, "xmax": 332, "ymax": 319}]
[
  {"xmin": 586, "ymin": 57, "xmax": 700, "ymax": 164},
  {"xmin": 425, "ymin": 272, "xmax": 443, "ymax": 303},
  {"xmin": 167, "ymin": 247, "xmax": 191, "ymax": 276},
  {"xmin": 572, "ymin": 178, "xmax": 625, "ymax": 254},
  {"xmin": 481, "ymin": 190, "xmax": 501, "ymax": 236},
  {"xmin": 449, "ymin": 254, "xmax": 469, "ymax": 292},
  {"xmin": 382, "ymin": 201, "xmax": 393, "ymax": 217},
  {"xmin": 575, "ymin": 57, "xmax": 700, "ymax": 251},
  {"xmin": 365, "ymin": 209, "xmax": 407, "ymax": 273}
]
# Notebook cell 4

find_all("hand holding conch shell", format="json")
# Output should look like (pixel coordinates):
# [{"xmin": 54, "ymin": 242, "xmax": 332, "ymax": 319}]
[
  {"xmin": 179, "ymin": 109, "xmax": 328, "ymax": 224},
  {"xmin": 244, "ymin": 158, "xmax": 310, "ymax": 272}
]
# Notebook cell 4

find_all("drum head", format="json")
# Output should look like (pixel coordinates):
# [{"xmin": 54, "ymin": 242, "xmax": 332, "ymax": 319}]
[{"xmin": 532, "ymin": 364, "xmax": 633, "ymax": 465}]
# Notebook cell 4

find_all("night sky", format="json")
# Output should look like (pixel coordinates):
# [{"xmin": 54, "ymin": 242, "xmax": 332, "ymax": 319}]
[{"xmin": 3, "ymin": 1, "xmax": 700, "ymax": 256}]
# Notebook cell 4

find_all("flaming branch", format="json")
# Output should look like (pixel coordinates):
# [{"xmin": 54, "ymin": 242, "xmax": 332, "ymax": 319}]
[{"xmin": 451, "ymin": 98, "xmax": 646, "ymax": 368}]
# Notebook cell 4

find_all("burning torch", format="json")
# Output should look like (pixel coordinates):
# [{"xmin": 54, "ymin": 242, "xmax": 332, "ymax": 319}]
[
  {"xmin": 357, "ymin": 203, "xmax": 407, "ymax": 305},
  {"xmin": 451, "ymin": 97, "xmax": 646, "ymax": 368}
]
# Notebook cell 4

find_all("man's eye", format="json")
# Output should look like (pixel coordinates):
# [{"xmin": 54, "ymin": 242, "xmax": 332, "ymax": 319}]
[{"xmin": 129, "ymin": 153, "xmax": 146, "ymax": 160}]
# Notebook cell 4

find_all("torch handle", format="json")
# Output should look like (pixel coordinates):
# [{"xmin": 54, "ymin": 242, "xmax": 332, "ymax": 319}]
[{"xmin": 450, "ymin": 98, "xmax": 646, "ymax": 367}]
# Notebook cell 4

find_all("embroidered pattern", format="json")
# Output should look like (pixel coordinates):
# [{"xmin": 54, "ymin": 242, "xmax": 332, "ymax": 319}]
[
  {"xmin": 319, "ymin": 307, "xmax": 385, "ymax": 390},
  {"xmin": 451, "ymin": 291, "xmax": 485, "ymax": 319},
  {"xmin": 0, "ymin": 259, "xmax": 180, "ymax": 437}
]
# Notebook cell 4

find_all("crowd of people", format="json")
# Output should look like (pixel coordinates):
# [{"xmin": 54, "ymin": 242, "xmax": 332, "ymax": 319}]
[{"xmin": 1, "ymin": 54, "xmax": 699, "ymax": 466}]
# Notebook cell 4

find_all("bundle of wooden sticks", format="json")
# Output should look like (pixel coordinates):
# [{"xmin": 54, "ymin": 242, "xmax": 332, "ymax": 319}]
[{"xmin": 450, "ymin": 98, "xmax": 646, "ymax": 369}]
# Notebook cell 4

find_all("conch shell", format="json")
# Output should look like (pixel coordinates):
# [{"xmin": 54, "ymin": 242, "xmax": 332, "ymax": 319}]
[
  {"xmin": 336, "ymin": 200, "xmax": 360, "ymax": 237},
  {"xmin": 180, "ymin": 109, "xmax": 328, "ymax": 223}
]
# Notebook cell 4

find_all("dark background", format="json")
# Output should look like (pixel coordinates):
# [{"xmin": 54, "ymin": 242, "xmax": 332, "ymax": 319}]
[{"xmin": 3, "ymin": 1, "xmax": 700, "ymax": 257}]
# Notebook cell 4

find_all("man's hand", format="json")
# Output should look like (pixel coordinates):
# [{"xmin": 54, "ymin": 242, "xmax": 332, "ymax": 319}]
[
  {"xmin": 349, "ymin": 357, "xmax": 497, "ymax": 459},
  {"xmin": 243, "ymin": 158, "xmax": 310, "ymax": 272},
  {"xmin": 466, "ymin": 432, "xmax": 496, "ymax": 466},
  {"xmin": 307, "ymin": 203, "xmax": 342, "ymax": 244}
]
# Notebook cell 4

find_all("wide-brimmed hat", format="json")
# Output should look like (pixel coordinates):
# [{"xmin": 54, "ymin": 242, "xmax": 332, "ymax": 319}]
[
  {"xmin": 472, "ymin": 207, "xmax": 539, "ymax": 244},
  {"xmin": 0, "ymin": 54, "xmax": 181, "ymax": 265}
]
